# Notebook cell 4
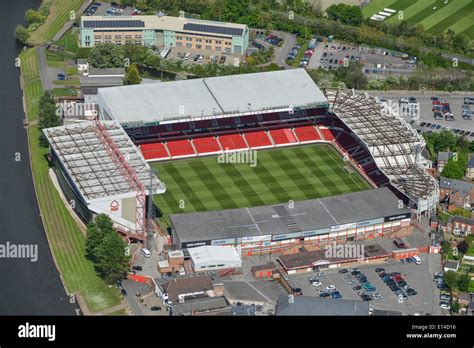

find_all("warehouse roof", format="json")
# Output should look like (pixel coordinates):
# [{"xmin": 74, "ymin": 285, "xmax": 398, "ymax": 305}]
[
  {"xmin": 276, "ymin": 295, "xmax": 369, "ymax": 316},
  {"xmin": 170, "ymin": 187, "xmax": 410, "ymax": 243},
  {"xmin": 97, "ymin": 69, "xmax": 328, "ymax": 123},
  {"xmin": 188, "ymin": 246, "xmax": 241, "ymax": 265},
  {"xmin": 43, "ymin": 121, "xmax": 165, "ymax": 202}
]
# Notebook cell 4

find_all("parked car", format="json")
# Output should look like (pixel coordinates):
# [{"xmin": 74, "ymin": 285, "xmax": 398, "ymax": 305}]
[
  {"xmin": 319, "ymin": 291, "xmax": 330, "ymax": 298},
  {"xmin": 375, "ymin": 268, "xmax": 385, "ymax": 274},
  {"xmin": 132, "ymin": 265, "xmax": 143, "ymax": 271},
  {"xmin": 338, "ymin": 268, "xmax": 348, "ymax": 274},
  {"xmin": 150, "ymin": 306, "xmax": 162, "ymax": 311},
  {"xmin": 331, "ymin": 291, "xmax": 342, "ymax": 299},
  {"xmin": 353, "ymin": 285, "xmax": 362, "ymax": 291},
  {"xmin": 325, "ymin": 285, "xmax": 336, "ymax": 291},
  {"xmin": 310, "ymin": 280, "xmax": 322, "ymax": 287},
  {"xmin": 393, "ymin": 238, "xmax": 406, "ymax": 248},
  {"xmin": 439, "ymin": 302, "xmax": 450, "ymax": 310},
  {"xmin": 120, "ymin": 289, "xmax": 127, "ymax": 295},
  {"xmin": 406, "ymin": 288, "xmax": 417, "ymax": 296}
]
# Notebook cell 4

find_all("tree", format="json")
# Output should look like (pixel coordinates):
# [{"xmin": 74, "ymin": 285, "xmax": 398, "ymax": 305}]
[
  {"xmin": 343, "ymin": 62, "xmax": 368, "ymax": 89},
  {"xmin": 441, "ymin": 241, "xmax": 451, "ymax": 256},
  {"xmin": 443, "ymin": 270, "xmax": 458, "ymax": 290},
  {"xmin": 457, "ymin": 274, "xmax": 470, "ymax": 292},
  {"xmin": 457, "ymin": 240, "xmax": 469, "ymax": 254},
  {"xmin": 441, "ymin": 158, "xmax": 465, "ymax": 180},
  {"xmin": 15, "ymin": 25, "xmax": 30, "ymax": 45},
  {"xmin": 25, "ymin": 9, "xmax": 45, "ymax": 25},
  {"xmin": 124, "ymin": 63, "xmax": 141, "ymax": 85},
  {"xmin": 38, "ymin": 90, "xmax": 61, "ymax": 146},
  {"xmin": 89, "ymin": 44, "xmax": 124, "ymax": 68},
  {"xmin": 326, "ymin": 4, "xmax": 363, "ymax": 26},
  {"xmin": 86, "ymin": 214, "xmax": 129, "ymax": 284}
]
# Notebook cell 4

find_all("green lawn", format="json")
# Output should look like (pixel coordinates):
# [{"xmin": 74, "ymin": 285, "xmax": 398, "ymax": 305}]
[
  {"xmin": 20, "ymin": 48, "xmax": 121, "ymax": 313},
  {"xmin": 363, "ymin": 0, "xmax": 474, "ymax": 38},
  {"xmin": 152, "ymin": 144, "xmax": 371, "ymax": 215},
  {"xmin": 56, "ymin": 28, "xmax": 80, "ymax": 53},
  {"xmin": 28, "ymin": 0, "xmax": 84, "ymax": 45}
]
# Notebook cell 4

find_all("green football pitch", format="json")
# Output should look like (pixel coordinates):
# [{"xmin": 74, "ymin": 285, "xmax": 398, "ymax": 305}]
[{"xmin": 152, "ymin": 144, "xmax": 371, "ymax": 215}]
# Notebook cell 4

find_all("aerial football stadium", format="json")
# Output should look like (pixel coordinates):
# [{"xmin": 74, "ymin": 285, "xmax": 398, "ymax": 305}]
[{"xmin": 44, "ymin": 69, "xmax": 438, "ymax": 253}]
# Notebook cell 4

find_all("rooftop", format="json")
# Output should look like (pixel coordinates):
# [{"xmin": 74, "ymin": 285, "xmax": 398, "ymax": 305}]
[
  {"xmin": 162, "ymin": 275, "xmax": 214, "ymax": 302},
  {"xmin": 42, "ymin": 121, "xmax": 165, "ymax": 202},
  {"xmin": 188, "ymin": 246, "xmax": 241, "ymax": 264},
  {"xmin": 438, "ymin": 151, "xmax": 454, "ymax": 162},
  {"xmin": 80, "ymin": 75, "xmax": 124, "ymax": 87},
  {"xmin": 170, "ymin": 187, "xmax": 410, "ymax": 243},
  {"xmin": 276, "ymin": 295, "xmax": 370, "ymax": 316},
  {"xmin": 448, "ymin": 216, "xmax": 474, "ymax": 225},
  {"xmin": 87, "ymin": 67, "xmax": 126, "ymax": 76},
  {"xmin": 81, "ymin": 15, "xmax": 247, "ymax": 36},
  {"xmin": 440, "ymin": 177, "xmax": 474, "ymax": 194},
  {"xmin": 97, "ymin": 69, "xmax": 328, "ymax": 123},
  {"xmin": 171, "ymin": 297, "xmax": 231, "ymax": 316}
]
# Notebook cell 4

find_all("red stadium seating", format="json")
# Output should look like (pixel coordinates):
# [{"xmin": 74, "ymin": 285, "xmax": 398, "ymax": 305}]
[
  {"xmin": 293, "ymin": 125, "xmax": 321, "ymax": 143},
  {"xmin": 244, "ymin": 130, "xmax": 273, "ymax": 149},
  {"xmin": 269, "ymin": 128, "xmax": 298, "ymax": 145},
  {"xmin": 218, "ymin": 134, "xmax": 248, "ymax": 151},
  {"xmin": 166, "ymin": 139, "xmax": 196, "ymax": 157},
  {"xmin": 192, "ymin": 137, "xmax": 221, "ymax": 154},
  {"xmin": 320, "ymin": 128, "xmax": 336, "ymax": 142},
  {"xmin": 140, "ymin": 142, "xmax": 169, "ymax": 161}
]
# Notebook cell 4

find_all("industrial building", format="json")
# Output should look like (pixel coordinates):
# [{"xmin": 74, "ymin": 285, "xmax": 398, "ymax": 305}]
[
  {"xmin": 169, "ymin": 187, "xmax": 411, "ymax": 254},
  {"xmin": 42, "ymin": 120, "xmax": 166, "ymax": 241},
  {"xmin": 188, "ymin": 245, "xmax": 242, "ymax": 272},
  {"xmin": 80, "ymin": 15, "xmax": 249, "ymax": 54}
]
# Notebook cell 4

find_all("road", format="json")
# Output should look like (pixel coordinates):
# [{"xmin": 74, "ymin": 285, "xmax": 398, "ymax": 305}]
[{"xmin": 0, "ymin": 0, "xmax": 77, "ymax": 315}]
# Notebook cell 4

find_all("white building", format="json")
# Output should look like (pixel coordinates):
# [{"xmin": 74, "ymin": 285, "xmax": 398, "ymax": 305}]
[{"xmin": 188, "ymin": 245, "xmax": 242, "ymax": 272}]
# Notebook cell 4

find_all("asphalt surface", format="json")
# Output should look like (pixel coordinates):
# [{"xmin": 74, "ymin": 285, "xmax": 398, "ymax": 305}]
[{"xmin": 0, "ymin": 0, "xmax": 77, "ymax": 315}]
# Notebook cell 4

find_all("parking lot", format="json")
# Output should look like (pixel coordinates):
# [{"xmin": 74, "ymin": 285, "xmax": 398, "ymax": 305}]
[
  {"xmin": 162, "ymin": 46, "xmax": 242, "ymax": 67},
  {"xmin": 85, "ymin": 2, "xmax": 135, "ymax": 17},
  {"xmin": 374, "ymin": 91, "xmax": 474, "ymax": 133},
  {"xmin": 288, "ymin": 253, "xmax": 444, "ymax": 315},
  {"xmin": 308, "ymin": 39, "xmax": 416, "ymax": 75}
]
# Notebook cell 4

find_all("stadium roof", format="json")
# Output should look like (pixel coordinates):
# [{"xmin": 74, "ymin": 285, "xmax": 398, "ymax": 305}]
[
  {"xmin": 97, "ymin": 69, "xmax": 328, "ymax": 123},
  {"xmin": 170, "ymin": 187, "xmax": 410, "ymax": 243},
  {"xmin": 43, "ymin": 121, "xmax": 165, "ymax": 202},
  {"xmin": 326, "ymin": 89, "xmax": 439, "ymax": 211}
]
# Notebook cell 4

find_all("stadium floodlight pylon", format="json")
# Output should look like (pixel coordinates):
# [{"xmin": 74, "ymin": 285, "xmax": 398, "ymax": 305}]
[{"xmin": 325, "ymin": 89, "xmax": 439, "ymax": 220}]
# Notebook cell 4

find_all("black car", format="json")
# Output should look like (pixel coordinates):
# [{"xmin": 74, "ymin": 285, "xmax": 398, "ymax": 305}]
[
  {"xmin": 353, "ymin": 285, "xmax": 362, "ymax": 290},
  {"xmin": 359, "ymin": 277, "xmax": 368, "ymax": 284},
  {"xmin": 390, "ymin": 286, "xmax": 401, "ymax": 292},
  {"xmin": 132, "ymin": 265, "xmax": 143, "ymax": 271},
  {"xmin": 120, "ymin": 289, "xmax": 127, "ymax": 295},
  {"xmin": 375, "ymin": 268, "xmax": 385, "ymax": 274},
  {"xmin": 351, "ymin": 270, "xmax": 361, "ymax": 276},
  {"xmin": 150, "ymin": 306, "xmax": 161, "ymax": 311},
  {"xmin": 361, "ymin": 295, "xmax": 372, "ymax": 301},
  {"xmin": 338, "ymin": 269, "xmax": 348, "ymax": 274},
  {"xmin": 378, "ymin": 272, "xmax": 387, "ymax": 278},
  {"xmin": 319, "ymin": 292, "xmax": 330, "ymax": 298},
  {"xmin": 406, "ymin": 288, "xmax": 417, "ymax": 296}
]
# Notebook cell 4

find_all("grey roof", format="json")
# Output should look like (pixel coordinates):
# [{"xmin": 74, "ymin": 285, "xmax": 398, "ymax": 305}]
[
  {"xmin": 80, "ymin": 75, "xmax": 124, "ymax": 87},
  {"xmin": 224, "ymin": 281, "xmax": 267, "ymax": 303},
  {"xmin": 444, "ymin": 260, "xmax": 460, "ymax": 269},
  {"xmin": 170, "ymin": 187, "xmax": 410, "ymax": 243},
  {"xmin": 437, "ymin": 151, "xmax": 453, "ymax": 162},
  {"xmin": 88, "ymin": 67, "xmax": 126, "ymax": 76},
  {"xmin": 77, "ymin": 59, "xmax": 88, "ymax": 65},
  {"xmin": 81, "ymin": 87, "xmax": 98, "ymax": 96},
  {"xmin": 439, "ymin": 177, "xmax": 473, "ymax": 193},
  {"xmin": 276, "ymin": 295, "xmax": 369, "ymax": 316},
  {"xmin": 97, "ymin": 69, "xmax": 328, "ymax": 123},
  {"xmin": 447, "ymin": 215, "xmax": 474, "ymax": 225},
  {"xmin": 171, "ymin": 297, "xmax": 230, "ymax": 316},
  {"xmin": 469, "ymin": 156, "xmax": 474, "ymax": 167}
]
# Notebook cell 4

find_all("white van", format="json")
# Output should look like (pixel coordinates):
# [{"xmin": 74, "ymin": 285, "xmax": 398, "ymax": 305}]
[
  {"xmin": 142, "ymin": 248, "xmax": 151, "ymax": 258},
  {"xmin": 412, "ymin": 255, "xmax": 421, "ymax": 265}
]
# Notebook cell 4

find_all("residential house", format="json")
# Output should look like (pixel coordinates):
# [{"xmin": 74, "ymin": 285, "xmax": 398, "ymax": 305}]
[
  {"xmin": 443, "ymin": 260, "xmax": 460, "ymax": 272},
  {"xmin": 439, "ymin": 177, "xmax": 474, "ymax": 211},
  {"xmin": 446, "ymin": 216, "xmax": 474, "ymax": 236},
  {"xmin": 467, "ymin": 156, "xmax": 474, "ymax": 180},
  {"xmin": 437, "ymin": 151, "xmax": 454, "ymax": 173},
  {"xmin": 160, "ymin": 274, "xmax": 220, "ymax": 304}
]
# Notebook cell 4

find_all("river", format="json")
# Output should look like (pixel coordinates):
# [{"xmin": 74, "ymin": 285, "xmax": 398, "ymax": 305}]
[{"xmin": 0, "ymin": 0, "xmax": 76, "ymax": 314}]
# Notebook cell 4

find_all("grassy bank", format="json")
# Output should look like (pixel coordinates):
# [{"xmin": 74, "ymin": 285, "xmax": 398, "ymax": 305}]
[
  {"xmin": 20, "ymin": 48, "xmax": 121, "ymax": 313},
  {"xmin": 27, "ymin": 0, "xmax": 84, "ymax": 46}
]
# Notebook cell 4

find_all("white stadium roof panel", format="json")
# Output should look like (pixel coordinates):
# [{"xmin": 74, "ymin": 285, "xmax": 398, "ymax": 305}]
[
  {"xmin": 43, "ymin": 121, "xmax": 165, "ymax": 202},
  {"xmin": 97, "ymin": 69, "xmax": 328, "ymax": 123}
]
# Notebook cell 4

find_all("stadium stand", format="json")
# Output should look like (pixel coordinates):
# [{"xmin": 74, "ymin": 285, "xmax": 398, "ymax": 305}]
[
  {"xmin": 326, "ymin": 89, "xmax": 438, "ymax": 219},
  {"xmin": 320, "ymin": 127, "xmax": 336, "ymax": 142},
  {"xmin": 269, "ymin": 128, "xmax": 298, "ymax": 146},
  {"xmin": 293, "ymin": 125, "xmax": 321, "ymax": 143},
  {"xmin": 140, "ymin": 142, "xmax": 170, "ymax": 161},
  {"xmin": 166, "ymin": 139, "xmax": 196, "ymax": 158},
  {"xmin": 218, "ymin": 133, "xmax": 248, "ymax": 151},
  {"xmin": 242, "ymin": 130, "xmax": 273, "ymax": 149},
  {"xmin": 192, "ymin": 136, "xmax": 221, "ymax": 155}
]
